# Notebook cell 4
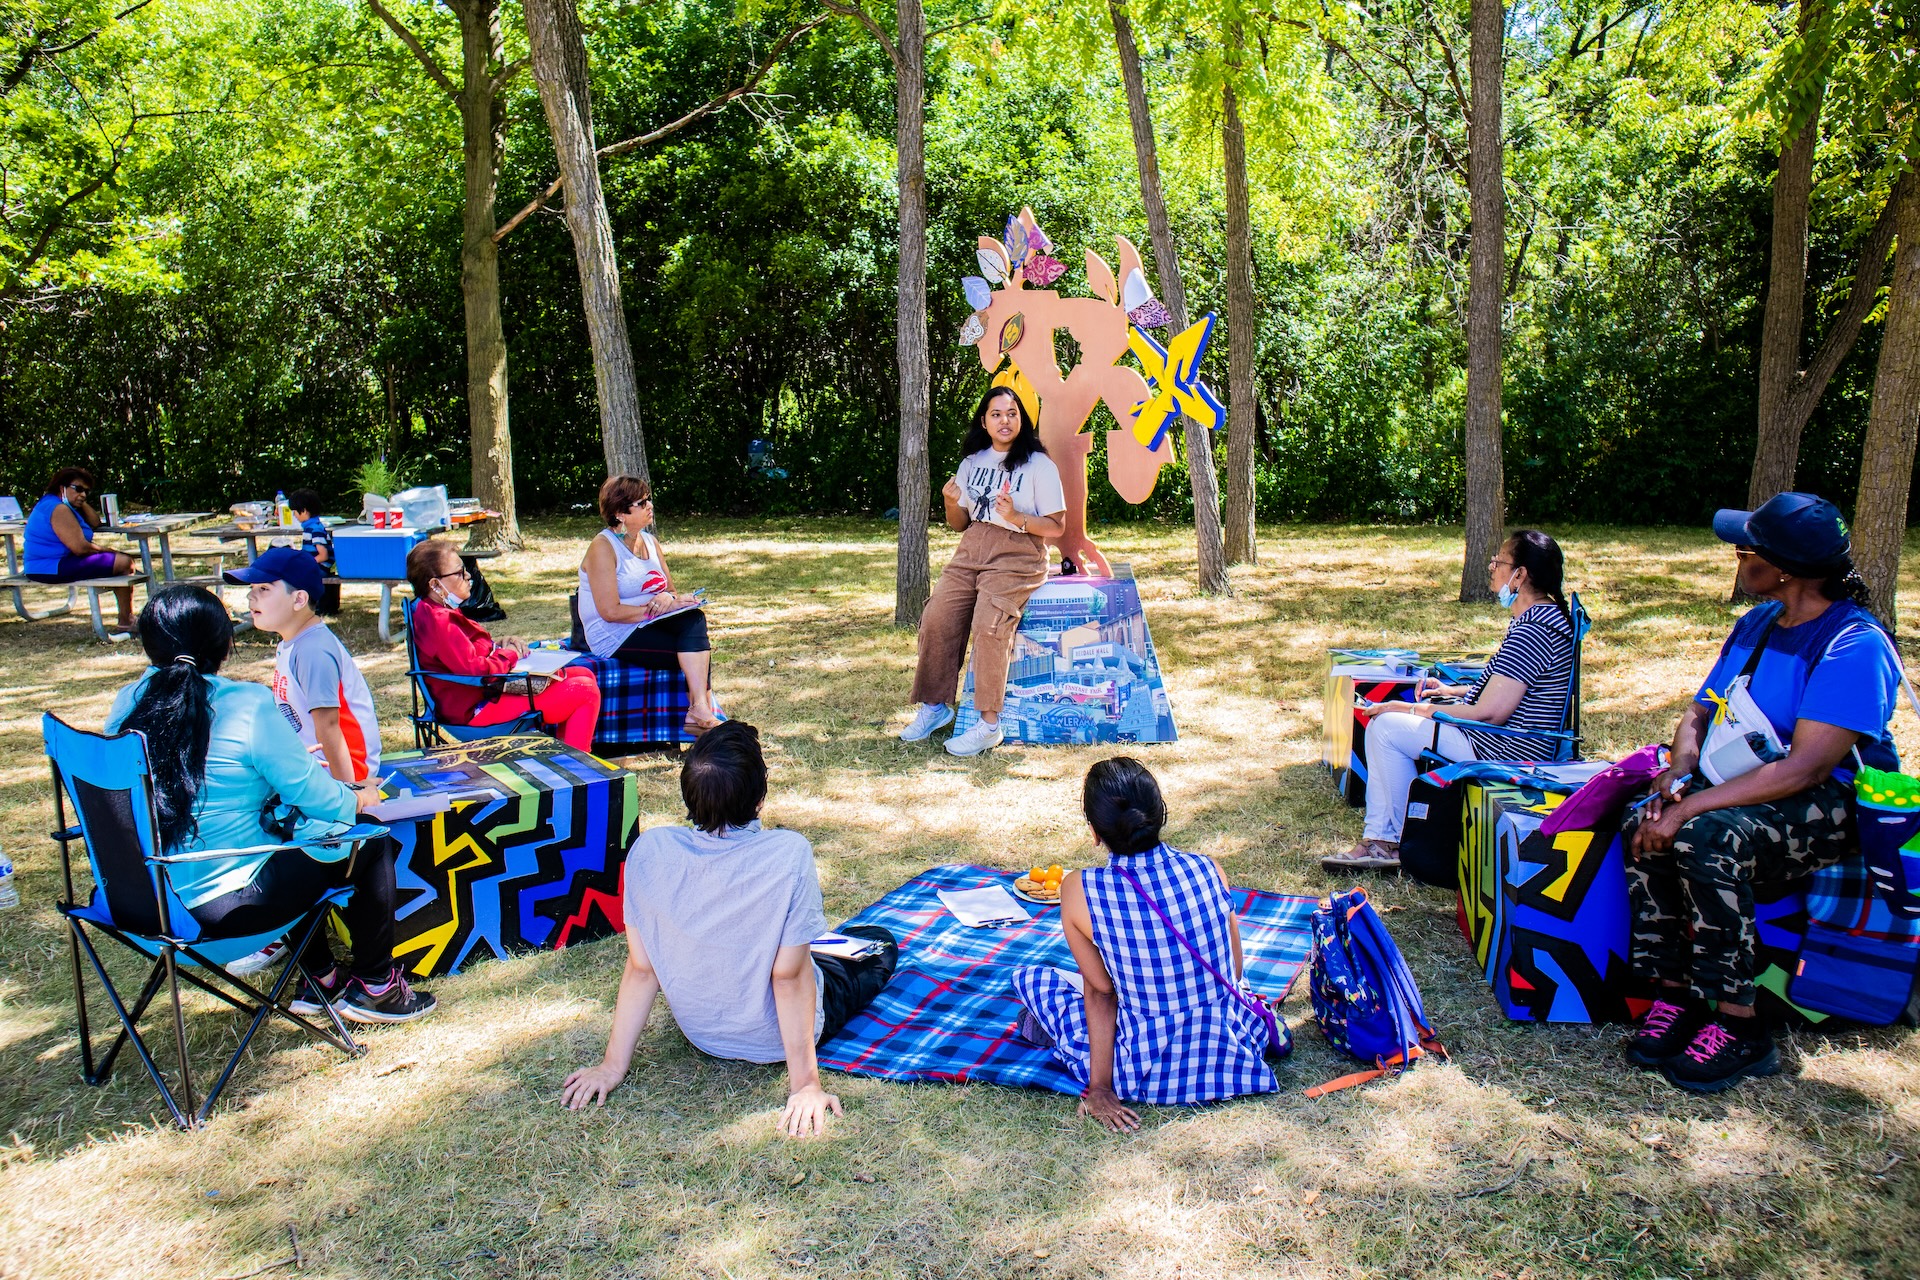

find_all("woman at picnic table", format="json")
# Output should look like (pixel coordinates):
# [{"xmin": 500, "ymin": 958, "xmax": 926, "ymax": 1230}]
[
  {"xmin": 23, "ymin": 466, "xmax": 136, "ymax": 636},
  {"xmin": 1620, "ymin": 493, "xmax": 1901, "ymax": 1094},
  {"xmin": 105, "ymin": 585, "xmax": 436, "ymax": 1023},
  {"xmin": 1010, "ymin": 758, "xmax": 1279, "ymax": 1130},
  {"xmin": 576, "ymin": 474, "xmax": 720, "ymax": 738},
  {"xmin": 406, "ymin": 540, "xmax": 603, "ymax": 752},
  {"xmin": 1323, "ymin": 528, "xmax": 1577, "ymax": 875},
  {"xmin": 897, "ymin": 384, "xmax": 1067, "ymax": 757}
]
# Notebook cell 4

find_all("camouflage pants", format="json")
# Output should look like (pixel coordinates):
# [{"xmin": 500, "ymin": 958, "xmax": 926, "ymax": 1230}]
[{"xmin": 1621, "ymin": 776, "xmax": 1854, "ymax": 1005}]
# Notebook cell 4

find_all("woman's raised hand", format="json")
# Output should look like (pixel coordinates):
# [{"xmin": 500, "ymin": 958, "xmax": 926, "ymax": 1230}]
[
  {"xmin": 941, "ymin": 478, "xmax": 964, "ymax": 506},
  {"xmin": 992, "ymin": 488, "xmax": 1017, "ymax": 522}
]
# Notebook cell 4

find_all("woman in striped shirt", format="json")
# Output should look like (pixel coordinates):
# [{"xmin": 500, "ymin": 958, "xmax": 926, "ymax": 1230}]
[{"xmin": 1325, "ymin": 530, "xmax": 1576, "ymax": 873}]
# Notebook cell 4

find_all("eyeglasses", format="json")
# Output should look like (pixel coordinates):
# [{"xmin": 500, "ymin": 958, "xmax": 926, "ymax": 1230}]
[
  {"xmin": 433, "ymin": 568, "xmax": 472, "ymax": 584},
  {"xmin": 68, "ymin": 485, "xmax": 90, "ymax": 497},
  {"xmin": 1489, "ymin": 558, "xmax": 1515, "ymax": 570}
]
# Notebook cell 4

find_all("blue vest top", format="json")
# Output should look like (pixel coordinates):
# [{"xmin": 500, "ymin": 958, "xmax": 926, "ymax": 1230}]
[{"xmin": 24, "ymin": 494, "xmax": 87, "ymax": 573}]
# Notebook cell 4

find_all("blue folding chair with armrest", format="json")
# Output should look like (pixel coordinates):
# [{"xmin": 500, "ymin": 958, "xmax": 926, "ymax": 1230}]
[
  {"xmin": 402, "ymin": 597, "xmax": 545, "ymax": 750},
  {"xmin": 1427, "ymin": 591, "xmax": 1592, "ymax": 763},
  {"xmin": 45, "ymin": 713, "xmax": 388, "ymax": 1129}
]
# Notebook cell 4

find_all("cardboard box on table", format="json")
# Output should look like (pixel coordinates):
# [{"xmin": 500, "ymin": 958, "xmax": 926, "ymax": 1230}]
[
  {"xmin": 377, "ymin": 737, "xmax": 638, "ymax": 977},
  {"xmin": 1458, "ymin": 773, "xmax": 1647, "ymax": 1023},
  {"xmin": 1320, "ymin": 648, "xmax": 1490, "ymax": 806}
]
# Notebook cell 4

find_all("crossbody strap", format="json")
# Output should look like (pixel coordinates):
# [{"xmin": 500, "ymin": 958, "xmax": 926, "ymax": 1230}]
[{"xmin": 1112, "ymin": 865, "xmax": 1272, "ymax": 1022}]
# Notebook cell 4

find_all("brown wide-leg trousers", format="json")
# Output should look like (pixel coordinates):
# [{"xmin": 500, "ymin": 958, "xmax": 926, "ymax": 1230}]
[{"xmin": 910, "ymin": 522, "xmax": 1048, "ymax": 718}]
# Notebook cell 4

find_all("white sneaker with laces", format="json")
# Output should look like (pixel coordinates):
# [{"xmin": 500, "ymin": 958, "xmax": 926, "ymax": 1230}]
[
  {"xmin": 945, "ymin": 718, "xmax": 1005, "ymax": 757},
  {"xmin": 226, "ymin": 939, "xmax": 287, "ymax": 976},
  {"xmin": 899, "ymin": 702, "xmax": 955, "ymax": 742}
]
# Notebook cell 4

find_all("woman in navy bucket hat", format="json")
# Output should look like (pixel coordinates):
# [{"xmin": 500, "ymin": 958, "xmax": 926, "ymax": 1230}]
[{"xmin": 1620, "ymin": 492, "xmax": 1902, "ymax": 1092}]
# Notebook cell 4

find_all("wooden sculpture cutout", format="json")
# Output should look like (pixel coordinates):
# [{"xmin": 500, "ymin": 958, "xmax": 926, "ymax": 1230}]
[{"xmin": 958, "ymin": 206, "xmax": 1222, "ymax": 575}]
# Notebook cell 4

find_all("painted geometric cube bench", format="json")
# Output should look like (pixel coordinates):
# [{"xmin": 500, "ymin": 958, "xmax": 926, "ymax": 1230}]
[{"xmin": 377, "ymin": 737, "xmax": 638, "ymax": 977}]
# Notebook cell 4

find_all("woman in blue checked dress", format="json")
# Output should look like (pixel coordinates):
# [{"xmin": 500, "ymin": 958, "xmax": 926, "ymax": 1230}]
[{"xmin": 1011, "ymin": 759, "xmax": 1276, "ymax": 1129}]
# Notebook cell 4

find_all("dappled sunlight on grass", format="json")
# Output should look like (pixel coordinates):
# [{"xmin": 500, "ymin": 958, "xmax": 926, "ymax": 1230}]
[{"xmin": 2, "ymin": 518, "xmax": 1918, "ymax": 1277}]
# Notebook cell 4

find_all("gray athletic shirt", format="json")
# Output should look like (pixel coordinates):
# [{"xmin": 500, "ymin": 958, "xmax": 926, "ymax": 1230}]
[{"xmin": 621, "ymin": 820, "xmax": 829, "ymax": 1063}]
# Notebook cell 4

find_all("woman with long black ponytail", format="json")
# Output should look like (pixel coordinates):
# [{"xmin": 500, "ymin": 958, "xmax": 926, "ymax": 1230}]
[{"xmin": 107, "ymin": 586, "xmax": 436, "ymax": 1023}]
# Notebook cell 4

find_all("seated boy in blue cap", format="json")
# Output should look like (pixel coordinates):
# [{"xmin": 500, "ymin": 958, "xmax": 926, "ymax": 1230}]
[{"xmin": 225, "ymin": 545, "xmax": 380, "ymax": 785}]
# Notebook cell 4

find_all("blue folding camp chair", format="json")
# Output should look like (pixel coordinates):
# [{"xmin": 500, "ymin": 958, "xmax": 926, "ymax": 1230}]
[
  {"xmin": 45, "ymin": 713, "xmax": 387, "ymax": 1129},
  {"xmin": 402, "ymin": 597, "xmax": 545, "ymax": 750},
  {"xmin": 1426, "ymin": 591, "xmax": 1592, "ymax": 762}
]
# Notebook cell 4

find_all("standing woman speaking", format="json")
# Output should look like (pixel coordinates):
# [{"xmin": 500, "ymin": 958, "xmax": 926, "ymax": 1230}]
[{"xmin": 899, "ymin": 386, "xmax": 1066, "ymax": 757}]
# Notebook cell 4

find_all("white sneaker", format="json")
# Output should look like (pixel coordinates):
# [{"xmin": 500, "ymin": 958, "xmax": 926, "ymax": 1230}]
[
  {"xmin": 899, "ymin": 703, "xmax": 955, "ymax": 742},
  {"xmin": 226, "ymin": 940, "xmax": 286, "ymax": 977},
  {"xmin": 945, "ymin": 719, "xmax": 1005, "ymax": 757}
]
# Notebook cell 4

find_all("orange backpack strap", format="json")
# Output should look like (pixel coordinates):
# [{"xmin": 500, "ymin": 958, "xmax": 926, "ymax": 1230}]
[{"xmin": 1304, "ymin": 1067, "xmax": 1386, "ymax": 1098}]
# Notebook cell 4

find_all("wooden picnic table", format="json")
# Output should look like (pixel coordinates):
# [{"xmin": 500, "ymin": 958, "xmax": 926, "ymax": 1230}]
[{"xmin": 98, "ymin": 512, "xmax": 215, "ymax": 583}]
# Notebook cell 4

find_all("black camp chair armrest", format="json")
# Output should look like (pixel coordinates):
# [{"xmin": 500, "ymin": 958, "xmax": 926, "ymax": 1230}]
[
  {"xmin": 1428, "ymin": 712, "xmax": 1576, "ymax": 743},
  {"xmin": 408, "ymin": 667, "xmax": 514, "ymax": 688},
  {"xmin": 50, "ymin": 825, "xmax": 81, "ymax": 843}
]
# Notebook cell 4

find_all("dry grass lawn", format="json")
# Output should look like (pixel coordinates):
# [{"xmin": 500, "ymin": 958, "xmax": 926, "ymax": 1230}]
[{"xmin": 1, "ymin": 516, "xmax": 1917, "ymax": 1280}]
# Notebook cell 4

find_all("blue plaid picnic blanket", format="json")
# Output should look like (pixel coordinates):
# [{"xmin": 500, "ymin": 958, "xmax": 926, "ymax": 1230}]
[
  {"xmin": 559, "ymin": 651, "xmax": 701, "ymax": 752},
  {"xmin": 817, "ymin": 863, "xmax": 1316, "ymax": 1094}
]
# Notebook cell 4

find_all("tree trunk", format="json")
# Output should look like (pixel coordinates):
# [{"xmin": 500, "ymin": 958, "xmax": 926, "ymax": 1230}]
[
  {"xmin": 1222, "ymin": 70, "xmax": 1256, "ymax": 566},
  {"xmin": 1749, "ymin": 2, "xmax": 1826, "ymax": 509},
  {"xmin": 1852, "ymin": 170, "xmax": 1920, "ymax": 628},
  {"xmin": 1110, "ymin": 0, "xmax": 1230, "ymax": 595},
  {"xmin": 1459, "ymin": 0, "xmax": 1505, "ymax": 603},
  {"xmin": 524, "ymin": 0, "xmax": 650, "ymax": 483},
  {"xmin": 892, "ymin": 0, "xmax": 931, "ymax": 627},
  {"xmin": 455, "ymin": 0, "xmax": 522, "ymax": 549}
]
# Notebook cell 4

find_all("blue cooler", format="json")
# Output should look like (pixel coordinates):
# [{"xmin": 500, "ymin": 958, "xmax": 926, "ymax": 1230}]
[{"xmin": 332, "ymin": 527, "xmax": 430, "ymax": 580}]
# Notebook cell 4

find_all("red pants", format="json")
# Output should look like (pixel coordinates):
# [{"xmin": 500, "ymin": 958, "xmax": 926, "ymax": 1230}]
[{"xmin": 467, "ymin": 666, "xmax": 602, "ymax": 752}]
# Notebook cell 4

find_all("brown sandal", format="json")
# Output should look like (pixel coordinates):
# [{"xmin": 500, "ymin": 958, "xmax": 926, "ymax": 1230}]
[
  {"xmin": 1320, "ymin": 840, "xmax": 1402, "ymax": 873},
  {"xmin": 682, "ymin": 712, "xmax": 723, "ymax": 738}
]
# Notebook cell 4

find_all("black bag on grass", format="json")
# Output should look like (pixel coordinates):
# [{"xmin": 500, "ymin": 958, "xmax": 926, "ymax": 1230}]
[{"xmin": 1398, "ymin": 751, "xmax": 1464, "ymax": 889}]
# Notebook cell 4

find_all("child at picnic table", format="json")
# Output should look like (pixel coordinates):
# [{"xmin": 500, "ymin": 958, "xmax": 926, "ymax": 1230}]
[
  {"xmin": 1011, "ymin": 758, "xmax": 1280, "ymax": 1130},
  {"xmin": 561, "ymin": 721, "xmax": 898, "ymax": 1137},
  {"xmin": 286, "ymin": 488, "xmax": 342, "ymax": 615}
]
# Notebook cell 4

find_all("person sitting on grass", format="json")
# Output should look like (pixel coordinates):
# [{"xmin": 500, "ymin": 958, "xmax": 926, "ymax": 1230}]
[
  {"xmin": 407, "ymin": 540, "xmax": 604, "ymax": 752},
  {"xmin": 1621, "ymin": 493, "xmax": 1900, "ymax": 1094},
  {"xmin": 107, "ymin": 585, "xmax": 435, "ymax": 1024},
  {"xmin": 1011, "ymin": 757, "xmax": 1278, "ymax": 1131},
  {"xmin": 1323, "ymin": 529, "xmax": 1577, "ymax": 874},
  {"xmin": 561, "ymin": 720, "xmax": 897, "ymax": 1137},
  {"xmin": 22, "ymin": 466, "xmax": 137, "ymax": 637}
]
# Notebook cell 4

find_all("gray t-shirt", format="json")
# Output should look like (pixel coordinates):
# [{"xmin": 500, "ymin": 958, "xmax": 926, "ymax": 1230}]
[{"xmin": 622, "ymin": 820, "xmax": 830, "ymax": 1063}]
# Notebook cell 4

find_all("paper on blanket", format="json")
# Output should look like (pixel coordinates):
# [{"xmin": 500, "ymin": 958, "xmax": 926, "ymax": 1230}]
[{"xmin": 937, "ymin": 885, "xmax": 1030, "ymax": 927}]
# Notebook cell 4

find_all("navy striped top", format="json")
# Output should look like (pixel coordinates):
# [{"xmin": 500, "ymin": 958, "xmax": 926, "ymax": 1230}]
[{"xmin": 1461, "ymin": 601, "xmax": 1575, "ymax": 759}]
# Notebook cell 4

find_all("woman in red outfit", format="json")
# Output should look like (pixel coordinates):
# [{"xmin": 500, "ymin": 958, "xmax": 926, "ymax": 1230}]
[{"xmin": 405, "ymin": 541, "xmax": 602, "ymax": 752}]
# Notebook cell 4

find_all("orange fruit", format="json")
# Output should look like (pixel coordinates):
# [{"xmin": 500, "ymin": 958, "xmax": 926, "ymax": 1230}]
[
  {"xmin": 1030, "ymin": 866, "xmax": 1047, "ymax": 883},
  {"xmin": 1048, "ymin": 864, "xmax": 1064, "ymax": 878}
]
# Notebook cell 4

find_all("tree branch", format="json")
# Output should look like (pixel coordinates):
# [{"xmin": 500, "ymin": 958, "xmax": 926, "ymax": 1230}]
[
  {"xmin": 821, "ymin": 0, "xmax": 901, "ymax": 71},
  {"xmin": 1326, "ymin": 36, "xmax": 1465, "ymax": 180},
  {"xmin": 1788, "ymin": 191, "xmax": 1902, "ymax": 411},
  {"xmin": 1, "ymin": 0, "xmax": 157, "ymax": 97},
  {"xmin": 491, "ymin": 55, "xmax": 529, "ymax": 95},
  {"xmin": 366, "ymin": 0, "xmax": 459, "ymax": 99},
  {"xmin": 493, "ymin": 15, "xmax": 827, "ymax": 243}
]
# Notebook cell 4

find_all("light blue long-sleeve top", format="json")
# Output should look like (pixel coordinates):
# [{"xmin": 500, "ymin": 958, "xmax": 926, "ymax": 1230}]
[{"xmin": 107, "ymin": 672, "xmax": 359, "ymax": 909}]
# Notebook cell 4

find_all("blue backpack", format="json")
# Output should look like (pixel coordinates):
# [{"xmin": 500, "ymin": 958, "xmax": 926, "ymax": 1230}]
[{"xmin": 1305, "ymin": 887, "xmax": 1446, "ymax": 1096}]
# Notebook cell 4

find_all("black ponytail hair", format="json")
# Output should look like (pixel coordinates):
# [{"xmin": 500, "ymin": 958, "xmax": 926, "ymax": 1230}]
[
  {"xmin": 120, "ymin": 586, "xmax": 233, "ymax": 852},
  {"xmin": 1083, "ymin": 756, "xmax": 1168, "ymax": 856},
  {"xmin": 1820, "ymin": 561, "xmax": 1874, "ymax": 608},
  {"xmin": 960, "ymin": 385, "xmax": 1046, "ymax": 472},
  {"xmin": 1504, "ymin": 529, "xmax": 1571, "ymax": 623}
]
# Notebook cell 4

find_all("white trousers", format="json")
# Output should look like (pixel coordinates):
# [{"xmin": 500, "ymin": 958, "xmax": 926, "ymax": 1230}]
[{"xmin": 1363, "ymin": 711, "xmax": 1477, "ymax": 843}]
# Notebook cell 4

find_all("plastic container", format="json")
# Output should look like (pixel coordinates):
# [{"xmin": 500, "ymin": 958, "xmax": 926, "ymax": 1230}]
[
  {"xmin": 274, "ymin": 490, "xmax": 293, "ymax": 528},
  {"xmin": 331, "ymin": 527, "xmax": 429, "ymax": 580},
  {"xmin": 0, "ymin": 848, "xmax": 18, "ymax": 910}
]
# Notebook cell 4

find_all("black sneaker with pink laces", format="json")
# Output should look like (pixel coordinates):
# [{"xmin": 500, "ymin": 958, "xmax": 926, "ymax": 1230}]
[
  {"xmin": 1624, "ymin": 995, "xmax": 1705, "ymax": 1067},
  {"xmin": 1660, "ymin": 1018, "xmax": 1779, "ymax": 1093},
  {"xmin": 338, "ymin": 967, "xmax": 438, "ymax": 1024}
]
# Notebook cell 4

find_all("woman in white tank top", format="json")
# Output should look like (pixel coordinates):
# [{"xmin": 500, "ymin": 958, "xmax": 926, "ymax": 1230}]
[{"xmin": 579, "ymin": 476, "xmax": 720, "ymax": 735}]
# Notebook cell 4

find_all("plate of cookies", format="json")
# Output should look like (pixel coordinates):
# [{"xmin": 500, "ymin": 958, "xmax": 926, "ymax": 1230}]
[{"xmin": 1012, "ymin": 864, "xmax": 1065, "ymax": 905}]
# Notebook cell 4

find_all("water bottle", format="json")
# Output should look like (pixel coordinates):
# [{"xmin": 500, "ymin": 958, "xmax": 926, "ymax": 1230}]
[{"xmin": 0, "ymin": 848, "xmax": 18, "ymax": 910}]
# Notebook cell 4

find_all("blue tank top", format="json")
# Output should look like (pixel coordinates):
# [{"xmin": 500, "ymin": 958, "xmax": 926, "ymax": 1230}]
[{"xmin": 24, "ymin": 494, "xmax": 86, "ymax": 574}]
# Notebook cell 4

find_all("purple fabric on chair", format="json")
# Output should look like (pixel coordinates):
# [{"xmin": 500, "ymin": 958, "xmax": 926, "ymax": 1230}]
[{"xmin": 1538, "ymin": 744, "xmax": 1665, "ymax": 836}]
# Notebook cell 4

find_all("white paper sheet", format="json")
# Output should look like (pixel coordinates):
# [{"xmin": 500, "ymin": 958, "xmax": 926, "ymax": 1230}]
[
  {"xmin": 936, "ymin": 885, "xmax": 1031, "ymax": 928},
  {"xmin": 513, "ymin": 649, "xmax": 578, "ymax": 676}
]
